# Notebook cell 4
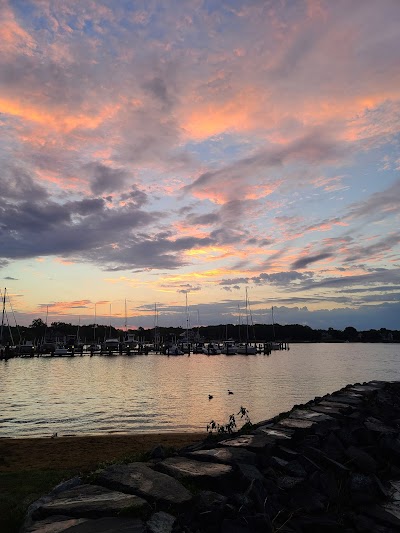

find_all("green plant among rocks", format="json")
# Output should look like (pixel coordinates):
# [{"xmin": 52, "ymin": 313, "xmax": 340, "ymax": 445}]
[{"xmin": 207, "ymin": 406, "xmax": 252, "ymax": 434}]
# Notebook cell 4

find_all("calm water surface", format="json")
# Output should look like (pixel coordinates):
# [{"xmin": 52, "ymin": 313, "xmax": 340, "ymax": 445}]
[{"xmin": 1, "ymin": 343, "xmax": 399, "ymax": 438}]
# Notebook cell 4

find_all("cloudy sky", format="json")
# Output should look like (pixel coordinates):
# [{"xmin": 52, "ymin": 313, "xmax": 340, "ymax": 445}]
[{"xmin": 1, "ymin": 0, "xmax": 399, "ymax": 331}]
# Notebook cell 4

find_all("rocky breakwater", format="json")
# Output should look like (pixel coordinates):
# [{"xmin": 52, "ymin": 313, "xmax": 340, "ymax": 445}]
[{"xmin": 23, "ymin": 380, "xmax": 400, "ymax": 532}]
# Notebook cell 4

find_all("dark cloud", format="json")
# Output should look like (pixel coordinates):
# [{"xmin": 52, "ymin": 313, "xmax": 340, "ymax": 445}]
[
  {"xmin": 294, "ymin": 268, "xmax": 400, "ymax": 292},
  {"xmin": 186, "ymin": 212, "xmax": 220, "ymax": 226},
  {"xmin": 0, "ymin": 195, "xmax": 159, "ymax": 264},
  {"xmin": 119, "ymin": 186, "xmax": 149, "ymax": 207},
  {"xmin": 4, "ymin": 276, "xmax": 18, "ymax": 280},
  {"xmin": 219, "ymin": 270, "xmax": 313, "ymax": 288},
  {"xmin": 142, "ymin": 76, "xmax": 173, "ymax": 108},
  {"xmin": 2, "ymin": 166, "xmax": 49, "ymax": 202},
  {"xmin": 86, "ymin": 163, "xmax": 130, "ymax": 195},
  {"xmin": 291, "ymin": 253, "xmax": 333, "ymax": 270}
]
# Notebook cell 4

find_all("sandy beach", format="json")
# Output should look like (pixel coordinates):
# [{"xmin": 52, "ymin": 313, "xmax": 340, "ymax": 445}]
[{"xmin": 0, "ymin": 432, "xmax": 205, "ymax": 473}]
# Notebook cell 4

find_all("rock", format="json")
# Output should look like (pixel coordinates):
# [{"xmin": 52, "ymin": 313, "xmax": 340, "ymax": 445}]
[
  {"xmin": 322, "ymin": 432, "xmax": 346, "ymax": 462},
  {"xmin": 237, "ymin": 463, "xmax": 265, "ymax": 485},
  {"xmin": 157, "ymin": 456, "xmax": 233, "ymax": 490},
  {"xmin": 310, "ymin": 404, "xmax": 344, "ymax": 416},
  {"xmin": 187, "ymin": 446, "xmax": 257, "ymax": 465},
  {"xmin": 304, "ymin": 446, "xmax": 349, "ymax": 472},
  {"xmin": 349, "ymin": 473, "xmax": 380, "ymax": 504},
  {"xmin": 278, "ymin": 418, "xmax": 316, "ymax": 430},
  {"xmin": 362, "ymin": 503, "xmax": 400, "ymax": 529},
  {"xmin": 146, "ymin": 511, "xmax": 176, "ymax": 533},
  {"xmin": 96, "ymin": 462, "xmax": 192, "ymax": 505},
  {"xmin": 149, "ymin": 445, "xmax": 167, "ymax": 460},
  {"xmin": 25, "ymin": 515, "xmax": 88, "ymax": 532},
  {"xmin": 191, "ymin": 491, "xmax": 228, "ymax": 531},
  {"xmin": 324, "ymin": 394, "xmax": 362, "ymax": 406},
  {"xmin": 345, "ymin": 445, "xmax": 377, "ymax": 473},
  {"xmin": 254, "ymin": 426, "xmax": 294, "ymax": 440},
  {"xmin": 33, "ymin": 484, "xmax": 149, "ymax": 520},
  {"xmin": 364, "ymin": 417, "xmax": 397, "ymax": 435},
  {"xmin": 41, "ymin": 517, "xmax": 146, "ymax": 532},
  {"xmin": 285, "ymin": 460, "xmax": 307, "ymax": 478},
  {"xmin": 289, "ymin": 409, "xmax": 333, "ymax": 423},
  {"xmin": 289, "ymin": 484, "xmax": 327, "ymax": 513},
  {"xmin": 277, "ymin": 476, "xmax": 304, "ymax": 490},
  {"xmin": 221, "ymin": 518, "xmax": 255, "ymax": 532},
  {"xmin": 244, "ymin": 477, "xmax": 270, "ymax": 514},
  {"xmin": 218, "ymin": 434, "xmax": 275, "ymax": 450}
]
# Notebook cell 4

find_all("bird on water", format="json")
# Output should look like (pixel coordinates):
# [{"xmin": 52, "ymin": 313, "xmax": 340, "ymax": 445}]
[
  {"xmin": 208, "ymin": 394, "xmax": 213, "ymax": 400},
  {"xmin": 228, "ymin": 390, "xmax": 234, "ymax": 395}
]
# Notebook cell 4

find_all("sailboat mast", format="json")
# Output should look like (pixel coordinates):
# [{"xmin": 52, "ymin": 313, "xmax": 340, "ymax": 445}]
[
  {"xmin": 124, "ymin": 299, "xmax": 127, "ymax": 332},
  {"xmin": 77, "ymin": 316, "xmax": 80, "ymax": 343},
  {"xmin": 272, "ymin": 306, "xmax": 276, "ymax": 341},
  {"xmin": 185, "ymin": 292, "xmax": 189, "ymax": 342},
  {"xmin": 238, "ymin": 304, "xmax": 242, "ymax": 343},
  {"xmin": 245, "ymin": 287, "xmax": 249, "ymax": 341},
  {"xmin": 93, "ymin": 303, "xmax": 97, "ymax": 341},
  {"xmin": 0, "ymin": 288, "xmax": 6, "ymax": 344}
]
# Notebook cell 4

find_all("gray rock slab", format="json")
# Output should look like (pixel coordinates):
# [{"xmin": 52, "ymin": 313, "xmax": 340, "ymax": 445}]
[
  {"xmin": 310, "ymin": 404, "xmax": 344, "ymax": 416},
  {"xmin": 255, "ymin": 424, "xmax": 294, "ymax": 441},
  {"xmin": 158, "ymin": 457, "xmax": 232, "ymax": 484},
  {"xmin": 56, "ymin": 517, "xmax": 145, "ymax": 532},
  {"xmin": 289, "ymin": 409, "xmax": 333, "ymax": 422},
  {"xmin": 277, "ymin": 418, "xmax": 315, "ymax": 430},
  {"xmin": 26, "ymin": 516, "xmax": 88, "ymax": 533},
  {"xmin": 384, "ymin": 501, "xmax": 400, "ymax": 521},
  {"xmin": 146, "ymin": 511, "xmax": 176, "ymax": 533},
  {"xmin": 319, "ymin": 400, "xmax": 353, "ymax": 410},
  {"xmin": 349, "ymin": 385, "xmax": 381, "ymax": 393},
  {"xmin": 218, "ymin": 433, "xmax": 276, "ymax": 450},
  {"xmin": 390, "ymin": 480, "xmax": 400, "ymax": 501},
  {"xmin": 362, "ymin": 504, "xmax": 400, "ymax": 528},
  {"xmin": 188, "ymin": 446, "xmax": 257, "ymax": 465},
  {"xmin": 36, "ymin": 484, "xmax": 148, "ymax": 520},
  {"xmin": 254, "ymin": 426, "xmax": 294, "ymax": 440},
  {"xmin": 364, "ymin": 417, "xmax": 397, "ymax": 434},
  {"xmin": 96, "ymin": 462, "xmax": 192, "ymax": 505},
  {"xmin": 325, "ymin": 394, "xmax": 362, "ymax": 406}
]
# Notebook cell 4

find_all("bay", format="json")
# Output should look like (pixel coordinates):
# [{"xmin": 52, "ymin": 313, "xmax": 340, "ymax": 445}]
[{"xmin": 1, "ymin": 343, "xmax": 399, "ymax": 438}]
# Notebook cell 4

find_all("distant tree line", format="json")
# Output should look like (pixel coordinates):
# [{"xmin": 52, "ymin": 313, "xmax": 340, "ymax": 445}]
[{"xmin": 1, "ymin": 319, "xmax": 399, "ymax": 345}]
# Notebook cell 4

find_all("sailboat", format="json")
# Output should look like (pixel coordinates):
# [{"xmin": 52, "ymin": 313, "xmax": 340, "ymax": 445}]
[
  {"xmin": 270, "ymin": 306, "xmax": 281, "ymax": 350},
  {"xmin": 236, "ymin": 288, "xmax": 257, "ymax": 354}
]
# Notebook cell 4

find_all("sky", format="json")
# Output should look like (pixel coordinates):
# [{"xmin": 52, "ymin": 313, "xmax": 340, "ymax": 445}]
[{"xmin": 1, "ymin": 0, "xmax": 400, "ymax": 331}]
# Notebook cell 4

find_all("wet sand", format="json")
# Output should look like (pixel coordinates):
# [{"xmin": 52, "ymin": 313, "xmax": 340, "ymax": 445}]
[{"xmin": 0, "ymin": 432, "xmax": 204, "ymax": 473}]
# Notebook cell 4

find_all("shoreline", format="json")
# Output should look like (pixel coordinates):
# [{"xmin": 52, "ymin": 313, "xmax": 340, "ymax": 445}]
[{"xmin": 0, "ymin": 432, "xmax": 205, "ymax": 473}]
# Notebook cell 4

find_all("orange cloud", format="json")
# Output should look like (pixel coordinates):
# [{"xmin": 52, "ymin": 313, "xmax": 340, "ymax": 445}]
[
  {"xmin": 0, "ymin": 4, "xmax": 36, "ymax": 55},
  {"xmin": 0, "ymin": 97, "xmax": 120, "ymax": 133},
  {"xmin": 183, "ymin": 89, "xmax": 259, "ymax": 140}
]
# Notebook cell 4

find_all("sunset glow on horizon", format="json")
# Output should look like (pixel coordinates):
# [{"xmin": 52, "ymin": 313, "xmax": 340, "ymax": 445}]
[{"xmin": 1, "ymin": 0, "xmax": 399, "ymax": 331}]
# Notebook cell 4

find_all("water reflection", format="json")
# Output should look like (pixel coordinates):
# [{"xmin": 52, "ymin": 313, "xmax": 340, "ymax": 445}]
[{"xmin": 1, "ymin": 344, "xmax": 399, "ymax": 437}]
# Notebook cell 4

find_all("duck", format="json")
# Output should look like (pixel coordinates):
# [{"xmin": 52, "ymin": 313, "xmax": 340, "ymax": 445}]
[
  {"xmin": 228, "ymin": 390, "xmax": 234, "ymax": 395},
  {"xmin": 208, "ymin": 394, "xmax": 213, "ymax": 400}
]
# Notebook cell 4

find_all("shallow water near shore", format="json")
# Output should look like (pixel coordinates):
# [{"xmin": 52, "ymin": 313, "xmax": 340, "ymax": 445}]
[{"xmin": 1, "ymin": 343, "xmax": 399, "ymax": 438}]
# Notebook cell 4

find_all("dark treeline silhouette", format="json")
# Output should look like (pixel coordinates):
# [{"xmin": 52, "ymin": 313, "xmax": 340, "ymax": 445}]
[{"xmin": 1, "ymin": 319, "xmax": 399, "ymax": 345}]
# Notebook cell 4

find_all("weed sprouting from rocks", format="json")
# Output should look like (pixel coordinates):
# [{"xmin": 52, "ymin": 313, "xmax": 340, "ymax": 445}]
[{"xmin": 207, "ymin": 406, "xmax": 252, "ymax": 434}]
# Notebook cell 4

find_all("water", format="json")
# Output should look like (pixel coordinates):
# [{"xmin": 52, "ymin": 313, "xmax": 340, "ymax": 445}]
[{"xmin": 1, "ymin": 343, "xmax": 399, "ymax": 438}]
